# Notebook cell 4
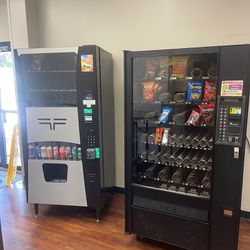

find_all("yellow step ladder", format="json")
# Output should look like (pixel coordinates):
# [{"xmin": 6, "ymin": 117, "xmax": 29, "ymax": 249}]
[{"xmin": 6, "ymin": 124, "xmax": 20, "ymax": 185}]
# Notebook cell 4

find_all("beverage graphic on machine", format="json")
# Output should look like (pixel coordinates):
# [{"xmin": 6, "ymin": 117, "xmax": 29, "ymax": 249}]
[
  {"xmin": 15, "ymin": 45, "xmax": 115, "ymax": 220},
  {"xmin": 125, "ymin": 45, "xmax": 250, "ymax": 250}
]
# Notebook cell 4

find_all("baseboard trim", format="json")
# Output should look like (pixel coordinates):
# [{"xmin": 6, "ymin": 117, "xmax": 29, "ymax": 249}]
[
  {"xmin": 241, "ymin": 210, "xmax": 250, "ymax": 219},
  {"xmin": 113, "ymin": 186, "xmax": 125, "ymax": 193}
]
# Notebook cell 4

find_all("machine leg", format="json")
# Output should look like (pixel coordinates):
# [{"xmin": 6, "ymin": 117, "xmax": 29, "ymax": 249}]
[
  {"xmin": 34, "ymin": 204, "xmax": 39, "ymax": 217},
  {"xmin": 136, "ymin": 235, "xmax": 143, "ymax": 241},
  {"xmin": 96, "ymin": 208, "xmax": 101, "ymax": 223}
]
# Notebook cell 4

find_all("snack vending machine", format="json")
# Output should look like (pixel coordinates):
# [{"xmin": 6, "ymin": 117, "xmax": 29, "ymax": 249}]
[
  {"xmin": 15, "ymin": 45, "xmax": 115, "ymax": 220},
  {"xmin": 124, "ymin": 45, "xmax": 250, "ymax": 250}
]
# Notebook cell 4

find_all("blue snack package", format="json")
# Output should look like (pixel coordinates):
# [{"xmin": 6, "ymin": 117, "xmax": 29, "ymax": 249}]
[
  {"xmin": 186, "ymin": 81, "xmax": 203, "ymax": 103},
  {"xmin": 159, "ymin": 106, "xmax": 173, "ymax": 124}
]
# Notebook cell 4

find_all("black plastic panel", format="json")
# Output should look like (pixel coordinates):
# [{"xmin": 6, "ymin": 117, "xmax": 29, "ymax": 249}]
[
  {"xmin": 210, "ymin": 45, "xmax": 250, "ymax": 250},
  {"xmin": 133, "ymin": 195, "xmax": 208, "ymax": 222},
  {"xmin": 76, "ymin": 46, "xmax": 101, "ymax": 208},
  {"xmin": 133, "ymin": 207, "xmax": 209, "ymax": 250}
]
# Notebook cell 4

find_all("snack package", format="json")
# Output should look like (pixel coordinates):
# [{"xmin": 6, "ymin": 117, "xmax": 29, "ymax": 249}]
[
  {"xmin": 203, "ymin": 81, "xmax": 216, "ymax": 102},
  {"xmin": 170, "ymin": 56, "xmax": 189, "ymax": 78},
  {"xmin": 162, "ymin": 128, "xmax": 170, "ymax": 145},
  {"xmin": 186, "ymin": 110, "xmax": 200, "ymax": 125},
  {"xmin": 144, "ymin": 58, "xmax": 159, "ymax": 80},
  {"xmin": 155, "ymin": 127, "xmax": 164, "ymax": 144},
  {"xmin": 159, "ymin": 106, "xmax": 173, "ymax": 124},
  {"xmin": 199, "ymin": 104, "xmax": 215, "ymax": 125},
  {"xmin": 156, "ymin": 57, "xmax": 169, "ymax": 79},
  {"xmin": 143, "ymin": 81, "xmax": 159, "ymax": 101},
  {"xmin": 186, "ymin": 81, "xmax": 203, "ymax": 103}
]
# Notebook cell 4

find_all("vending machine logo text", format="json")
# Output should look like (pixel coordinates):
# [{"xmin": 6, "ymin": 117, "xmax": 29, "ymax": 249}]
[{"xmin": 38, "ymin": 118, "xmax": 67, "ymax": 130}]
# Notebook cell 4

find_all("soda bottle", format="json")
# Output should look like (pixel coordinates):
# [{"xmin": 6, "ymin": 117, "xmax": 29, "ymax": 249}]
[
  {"xmin": 59, "ymin": 145, "xmax": 66, "ymax": 159},
  {"xmin": 53, "ymin": 145, "xmax": 59, "ymax": 158},
  {"xmin": 46, "ymin": 145, "xmax": 53, "ymax": 159},
  {"xmin": 66, "ymin": 146, "xmax": 71, "ymax": 159},
  {"xmin": 71, "ymin": 145, "xmax": 77, "ymax": 160},
  {"xmin": 77, "ymin": 147, "xmax": 82, "ymax": 160},
  {"xmin": 28, "ymin": 143, "xmax": 34, "ymax": 159},
  {"xmin": 41, "ymin": 146, "xmax": 47, "ymax": 158}
]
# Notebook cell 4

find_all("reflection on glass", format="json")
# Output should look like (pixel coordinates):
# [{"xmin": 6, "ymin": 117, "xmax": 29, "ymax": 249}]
[
  {"xmin": 20, "ymin": 53, "xmax": 77, "ymax": 107},
  {"xmin": 4, "ymin": 113, "xmax": 21, "ymax": 166},
  {"xmin": 132, "ymin": 53, "xmax": 217, "ymax": 198},
  {"xmin": 0, "ymin": 51, "xmax": 17, "ymax": 111}
]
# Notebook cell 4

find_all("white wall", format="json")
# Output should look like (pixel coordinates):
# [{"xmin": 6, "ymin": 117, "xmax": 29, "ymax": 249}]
[
  {"xmin": 7, "ymin": 0, "xmax": 29, "ymax": 48},
  {"xmin": 242, "ymin": 99, "xmax": 250, "ymax": 211},
  {"xmin": 0, "ymin": 0, "xmax": 9, "ymax": 42},
  {"xmin": 25, "ymin": 0, "xmax": 39, "ymax": 48},
  {"xmin": 31, "ymin": 0, "xmax": 250, "ymax": 206}
]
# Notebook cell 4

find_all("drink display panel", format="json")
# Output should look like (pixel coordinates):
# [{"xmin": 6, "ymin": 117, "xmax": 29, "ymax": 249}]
[
  {"xmin": 132, "ymin": 53, "xmax": 218, "ymax": 198},
  {"xmin": 19, "ymin": 52, "xmax": 77, "ymax": 107},
  {"xmin": 28, "ymin": 142, "xmax": 82, "ymax": 161}
]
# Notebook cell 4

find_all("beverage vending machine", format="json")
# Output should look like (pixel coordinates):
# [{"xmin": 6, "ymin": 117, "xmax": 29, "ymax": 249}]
[
  {"xmin": 15, "ymin": 45, "xmax": 115, "ymax": 220},
  {"xmin": 124, "ymin": 45, "xmax": 250, "ymax": 250}
]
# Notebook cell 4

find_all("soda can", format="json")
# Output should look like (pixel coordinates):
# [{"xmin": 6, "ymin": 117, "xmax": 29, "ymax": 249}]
[
  {"xmin": 53, "ymin": 146, "xmax": 59, "ymax": 158},
  {"xmin": 71, "ymin": 146, "xmax": 77, "ymax": 160},
  {"xmin": 77, "ymin": 147, "xmax": 82, "ymax": 160},
  {"xmin": 35, "ymin": 145, "xmax": 41, "ymax": 158},
  {"xmin": 65, "ymin": 146, "xmax": 71, "ymax": 159},
  {"xmin": 59, "ymin": 146, "xmax": 66, "ymax": 159},
  {"xmin": 46, "ymin": 146, "xmax": 53, "ymax": 158},
  {"xmin": 28, "ymin": 144, "xmax": 34, "ymax": 158},
  {"xmin": 41, "ymin": 146, "xmax": 47, "ymax": 158}
]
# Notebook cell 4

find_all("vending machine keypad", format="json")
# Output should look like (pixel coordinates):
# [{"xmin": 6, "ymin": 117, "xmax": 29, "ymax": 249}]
[
  {"xmin": 216, "ymin": 96, "xmax": 245, "ymax": 146},
  {"xmin": 87, "ymin": 135, "xmax": 96, "ymax": 147},
  {"xmin": 218, "ymin": 107, "xmax": 228, "ymax": 141}
]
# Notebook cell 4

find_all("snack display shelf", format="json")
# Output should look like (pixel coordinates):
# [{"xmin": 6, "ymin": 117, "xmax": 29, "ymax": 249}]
[
  {"xmin": 136, "ymin": 119, "xmax": 214, "ymax": 127},
  {"xmin": 134, "ymin": 101, "xmax": 215, "ymax": 106},
  {"xmin": 140, "ymin": 75, "xmax": 216, "ymax": 82},
  {"xmin": 169, "ymin": 76, "xmax": 215, "ymax": 80},
  {"xmin": 29, "ymin": 89, "xmax": 77, "ymax": 92},
  {"xmin": 139, "ymin": 160, "xmax": 211, "ymax": 172},
  {"xmin": 133, "ymin": 178, "xmax": 210, "ymax": 198},
  {"xmin": 28, "ymin": 70, "xmax": 76, "ymax": 73},
  {"xmin": 138, "ymin": 141, "xmax": 213, "ymax": 151}
]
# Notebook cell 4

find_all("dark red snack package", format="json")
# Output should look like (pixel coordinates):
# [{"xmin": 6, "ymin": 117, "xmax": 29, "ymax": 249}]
[
  {"xmin": 199, "ymin": 104, "xmax": 215, "ymax": 125},
  {"xmin": 203, "ymin": 81, "xmax": 216, "ymax": 102}
]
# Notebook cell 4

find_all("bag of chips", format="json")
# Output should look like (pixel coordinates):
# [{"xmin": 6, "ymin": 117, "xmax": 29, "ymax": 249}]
[
  {"xmin": 156, "ymin": 57, "xmax": 169, "ymax": 80},
  {"xmin": 203, "ymin": 81, "xmax": 216, "ymax": 102},
  {"xmin": 186, "ymin": 110, "xmax": 200, "ymax": 125},
  {"xmin": 144, "ymin": 59, "xmax": 158, "ymax": 80},
  {"xmin": 143, "ymin": 82, "xmax": 159, "ymax": 101},
  {"xmin": 155, "ymin": 127, "xmax": 164, "ymax": 144},
  {"xmin": 199, "ymin": 104, "xmax": 215, "ymax": 125},
  {"xmin": 170, "ymin": 56, "xmax": 189, "ymax": 78},
  {"xmin": 186, "ymin": 81, "xmax": 203, "ymax": 103},
  {"xmin": 159, "ymin": 106, "xmax": 173, "ymax": 124}
]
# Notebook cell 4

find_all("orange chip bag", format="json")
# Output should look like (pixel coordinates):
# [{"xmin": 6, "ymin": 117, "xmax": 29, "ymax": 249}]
[{"xmin": 143, "ymin": 82, "xmax": 159, "ymax": 101}]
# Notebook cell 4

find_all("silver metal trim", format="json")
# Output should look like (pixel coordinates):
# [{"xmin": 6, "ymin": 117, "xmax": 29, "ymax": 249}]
[{"xmin": 17, "ymin": 47, "xmax": 78, "ymax": 55}]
